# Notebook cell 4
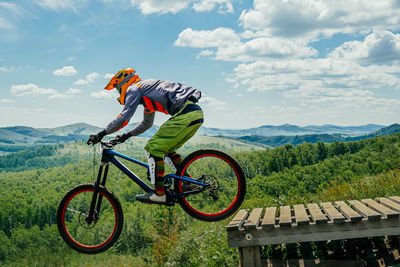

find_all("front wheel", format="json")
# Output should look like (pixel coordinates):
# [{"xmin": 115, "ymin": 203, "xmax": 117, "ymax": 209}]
[
  {"xmin": 57, "ymin": 183, "xmax": 123, "ymax": 254},
  {"xmin": 174, "ymin": 149, "xmax": 246, "ymax": 222}
]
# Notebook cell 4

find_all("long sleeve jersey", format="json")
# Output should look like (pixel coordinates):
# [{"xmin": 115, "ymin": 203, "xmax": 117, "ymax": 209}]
[{"xmin": 104, "ymin": 79, "xmax": 201, "ymax": 136}]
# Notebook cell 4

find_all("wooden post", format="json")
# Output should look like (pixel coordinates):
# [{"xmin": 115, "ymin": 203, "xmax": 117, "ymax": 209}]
[{"xmin": 239, "ymin": 246, "xmax": 261, "ymax": 267}]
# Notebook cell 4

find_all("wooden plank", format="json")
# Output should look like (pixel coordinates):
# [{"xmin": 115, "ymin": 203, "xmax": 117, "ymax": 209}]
[
  {"xmin": 243, "ymin": 208, "xmax": 263, "ymax": 230},
  {"xmin": 293, "ymin": 204, "xmax": 310, "ymax": 225},
  {"xmin": 362, "ymin": 198, "xmax": 399, "ymax": 219},
  {"xmin": 392, "ymin": 249, "xmax": 400, "ymax": 261},
  {"xmin": 377, "ymin": 197, "xmax": 400, "ymax": 212},
  {"xmin": 227, "ymin": 217, "xmax": 400, "ymax": 247},
  {"xmin": 239, "ymin": 247, "xmax": 261, "ymax": 267},
  {"xmin": 388, "ymin": 196, "xmax": 400, "ymax": 204},
  {"xmin": 266, "ymin": 259, "xmax": 364, "ymax": 267},
  {"xmin": 279, "ymin": 206, "xmax": 292, "ymax": 227},
  {"xmin": 226, "ymin": 209, "xmax": 248, "ymax": 231},
  {"xmin": 307, "ymin": 203, "xmax": 327, "ymax": 224},
  {"xmin": 348, "ymin": 200, "xmax": 381, "ymax": 220},
  {"xmin": 321, "ymin": 202, "xmax": 345, "ymax": 223},
  {"xmin": 261, "ymin": 207, "xmax": 276, "ymax": 229},
  {"xmin": 335, "ymin": 201, "xmax": 363, "ymax": 222}
]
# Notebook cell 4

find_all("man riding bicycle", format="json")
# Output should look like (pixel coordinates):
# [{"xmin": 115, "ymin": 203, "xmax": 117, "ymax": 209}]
[{"xmin": 87, "ymin": 68, "xmax": 203, "ymax": 204}]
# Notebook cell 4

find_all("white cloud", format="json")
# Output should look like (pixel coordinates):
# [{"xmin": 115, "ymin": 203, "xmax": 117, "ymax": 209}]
[
  {"xmin": 199, "ymin": 96, "xmax": 229, "ymax": 111},
  {"xmin": 0, "ymin": 66, "xmax": 10, "ymax": 72},
  {"xmin": 53, "ymin": 66, "xmax": 78, "ymax": 76},
  {"xmin": 239, "ymin": 0, "xmax": 400, "ymax": 40},
  {"xmin": 10, "ymin": 83, "xmax": 58, "ymax": 97},
  {"xmin": 229, "ymin": 59, "xmax": 400, "ymax": 92},
  {"xmin": 0, "ymin": 98, "xmax": 14, "ymax": 103},
  {"xmin": 91, "ymin": 90, "xmax": 116, "ymax": 99},
  {"xmin": 192, "ymin": 0, "xmax": 233, "ymax": 13},
  {"xmin": 215, "ymin": 37, "xmax": 317, "ymax": 61},
  {"xmin": 197, "ymin": 49, "xmax": 214, "ymax": 59},
  {"xmin": 48, "ymin": 92, "xmax": 70, "ymax": 99},
  {"xmin": 0, "ymin": 2, "xmax": 27, "ymax": 32},
  {"xmin": 130, "ymin": 0, "xmax": 233, "ymax": 15},
  {"xmin": 0, "ymin": 16, "xmax": 13, "ymax": 30},
  {"xmin": 66, "ymin": 88, "xmax": 82, "ymax": 94},
  {"xmin": 176, "ymin": 28, "xmax": 317, "ymax": 61},
  {"xmin": 0, "ymin": 2, "xmax": 21, "ymax": 16},
  {"xmin": 9, "ymin": 83, "xmax": 82, "ymax": 99},
  {"xmin": 35, "ymin": 0, "xmax": 88, "ymax": 12},
  {"xmin": 175, "ymin": 27, "xmax": 240, "ymax": 48},
  {"xmin": 130, "ymin": 0, "xmax": 190, "ymax": 15},
  {"xmin": 73, "ymin": 72, "xmax": 100, "ymax": 85},
  {"xmin": 328, "ymin": 30, "xmax": 400, "ymax": 63}
]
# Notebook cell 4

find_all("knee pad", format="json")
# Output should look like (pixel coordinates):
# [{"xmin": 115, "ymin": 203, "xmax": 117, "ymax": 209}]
[
  {"xmin": 163, "ymin": 155, "xmax": 177, "ymax": 172},
  {"xmin": 146, "ymin": 151, "xmax": 156, "ymax": 185}
]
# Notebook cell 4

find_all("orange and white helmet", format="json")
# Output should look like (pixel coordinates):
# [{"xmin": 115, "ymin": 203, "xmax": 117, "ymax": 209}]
[{"xmin": 105, "ymin": 68, "xmax": 140, "ymax": 105}]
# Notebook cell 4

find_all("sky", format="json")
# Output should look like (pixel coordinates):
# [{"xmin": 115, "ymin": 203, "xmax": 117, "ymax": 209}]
[{"xmin": 1, "ymin": 0, "xmax": 400, "ymax": 129}]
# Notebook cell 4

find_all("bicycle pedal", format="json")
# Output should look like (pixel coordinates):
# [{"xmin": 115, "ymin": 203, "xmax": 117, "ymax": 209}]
[{"xmin": 164, "ymin": 201, "xmax": 175, "ymax": 207}]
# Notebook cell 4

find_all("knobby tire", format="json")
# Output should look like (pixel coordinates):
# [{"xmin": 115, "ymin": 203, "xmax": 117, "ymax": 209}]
[
  {"xmin": 174, "ymin": 149, "xmax": 246, "ymax": 222},
  {"xmin": 57, "ymin": 183, "xmax": 123, "ymax": 254}
]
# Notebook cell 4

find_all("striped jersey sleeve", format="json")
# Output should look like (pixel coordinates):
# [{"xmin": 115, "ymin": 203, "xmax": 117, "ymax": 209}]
[{"xmin": 104, "ymin": 86, "xmax": 142, "ymax": 134}]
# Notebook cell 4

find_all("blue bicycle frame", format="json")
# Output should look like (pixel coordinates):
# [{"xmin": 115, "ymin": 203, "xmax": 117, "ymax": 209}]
[{"xmin": 99, "ymin": 146, "xmax": 209, "ymax": 197}]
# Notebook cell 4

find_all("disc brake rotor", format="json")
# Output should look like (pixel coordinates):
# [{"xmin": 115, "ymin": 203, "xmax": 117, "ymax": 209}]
[{"xmin": 78, "ymin": 211, "xmax": 98, "ymax": 229}]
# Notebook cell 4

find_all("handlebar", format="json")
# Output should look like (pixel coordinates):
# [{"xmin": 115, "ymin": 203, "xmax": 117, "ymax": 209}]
[{"xmin": 100, "ymin": 139, "xmax": 121, "ymax": 149}]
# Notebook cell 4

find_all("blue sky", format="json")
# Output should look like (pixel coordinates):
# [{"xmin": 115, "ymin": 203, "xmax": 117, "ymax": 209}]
[{"xmin": 1, "ymin": 0, "xmax": 400, "ymax": 129}]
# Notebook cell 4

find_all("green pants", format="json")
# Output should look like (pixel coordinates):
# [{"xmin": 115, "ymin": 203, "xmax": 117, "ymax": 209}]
[{"xmin": 145, "ymin": 103, "xmax": 204, "ymax": 158}]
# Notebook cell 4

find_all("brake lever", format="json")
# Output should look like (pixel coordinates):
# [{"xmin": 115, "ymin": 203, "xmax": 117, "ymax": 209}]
[{"xmin": 109, "ymin": 139, "xmax": 121, "ymax": 146}]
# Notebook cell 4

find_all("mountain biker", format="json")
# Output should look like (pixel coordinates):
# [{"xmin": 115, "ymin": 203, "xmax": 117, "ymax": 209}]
[{"xmin": 87, "ymin": 68, "xmax": 203, "ymax": 204}]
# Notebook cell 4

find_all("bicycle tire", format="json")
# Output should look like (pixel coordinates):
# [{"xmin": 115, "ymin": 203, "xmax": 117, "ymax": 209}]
[
  {"xmin": 57, "ymin": 183, "xmax": 123, "ymax": 254},
  {"xmin": 174, "ymin": 149, "xmax": 246, "ymax": 222}
]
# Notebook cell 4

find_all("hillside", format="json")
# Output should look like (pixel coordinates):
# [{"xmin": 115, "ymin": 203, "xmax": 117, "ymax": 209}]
[
  {"xmin": 198, "ymin": 123, "xmax": 384, "ymax": 137},
  {"xmin": 1, "ymin": 133, "xmax": 400, "ymax": 265},
  {"xmin": 0, "ymin": 135, "xmax": 264, "ymax": 173}
]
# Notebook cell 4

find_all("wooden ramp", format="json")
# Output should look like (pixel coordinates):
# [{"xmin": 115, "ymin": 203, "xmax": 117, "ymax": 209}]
[{"xmin": 226, "ymin": 196, "xmax": 400, "ymax": 267}]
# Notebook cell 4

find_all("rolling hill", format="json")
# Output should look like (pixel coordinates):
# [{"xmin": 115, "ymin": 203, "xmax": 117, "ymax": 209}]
[
  {"xmin": 236, "ymin": 123, "xmax": 400, "ymax": 147},
  {"xmin": 0, "ymin": 122, "xmax": 394, "ymax": 153},
  {"xmin": 197, "ymin": 123, "xmax": 384, "ymax": 137}
]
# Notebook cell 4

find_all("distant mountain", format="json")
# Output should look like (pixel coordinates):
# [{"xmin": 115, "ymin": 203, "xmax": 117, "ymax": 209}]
[
  {"xmin": 236, "ymin": 124, "xmax": 400, "ymax": 147},
  {"xmin": 198, "ymin": 123, "xmax": 384, "ymax": 137},
  {"xmin": 363, "ymin": 123, "xmax": 400, "ymax": 137},
  {"xmin": 0, "ymin": 123, "xmax": 102, "ymax": 145},
  {"xmin": 40, "ymin": 123, "xmax": 102, "ymax": 136},
  {"xmin": 303, "ymin": 124, "xmax": 385, "ymax": 135},
  {"xmin": 0, "ymin": 122, "xmax": 395, "ymax": 153}
]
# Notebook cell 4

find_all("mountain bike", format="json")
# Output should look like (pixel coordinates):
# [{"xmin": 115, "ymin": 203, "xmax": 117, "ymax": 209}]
[{"xmin": 57, "ymin": 140, "xmax": 246, "ymax": 254}]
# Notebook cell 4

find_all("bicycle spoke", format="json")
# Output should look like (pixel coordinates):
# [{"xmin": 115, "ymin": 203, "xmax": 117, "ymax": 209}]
[
  {"xmin": 176, "ymin": 150, "xmax": 246, "ymax": 221},
  {"xmin": 60, "ymin": 188, "xmax": 118, "ymax": 248}
]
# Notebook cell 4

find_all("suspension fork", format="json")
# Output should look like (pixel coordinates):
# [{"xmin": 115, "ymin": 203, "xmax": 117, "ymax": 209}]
[{"xmin": 87, "ymin": 163, "xmax": 109, "ymax": 224}]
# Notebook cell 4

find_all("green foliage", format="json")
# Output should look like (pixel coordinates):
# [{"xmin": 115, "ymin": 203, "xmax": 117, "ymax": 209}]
[
  {"xmin": 167, "ymin": 221, "xmax": 237, "ymax": 266},
  {"xmin": 1, "ymin": 133, "xmax": 400, "ymax": 265},
  {"xmin": 0, "ymin": 230, "xmax": 11, "ymax": 261}
]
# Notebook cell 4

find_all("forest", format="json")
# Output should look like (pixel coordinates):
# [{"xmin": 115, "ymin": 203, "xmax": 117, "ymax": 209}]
[{"xmin": 1, "ymin": 133, "xmax": 400, "ymax": 266}]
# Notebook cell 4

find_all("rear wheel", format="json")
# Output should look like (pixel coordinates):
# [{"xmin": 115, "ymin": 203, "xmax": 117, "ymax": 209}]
[
  {"xmin": 174, "ymin": 149, "xmax": 246, "ymax": 222},
  {"xmin": 57, "ymin": 183, "xmax": 123, "ymax": 254}
]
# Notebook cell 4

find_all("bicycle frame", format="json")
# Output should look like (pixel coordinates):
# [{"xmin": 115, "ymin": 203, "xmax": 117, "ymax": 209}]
[
  {"xmin": 95, "ymin": 144, "xmax": 209, "ymax": 196},
  {"xmin": 86, "ymin": 144, "xmax": 209, "ymax": 223}
]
